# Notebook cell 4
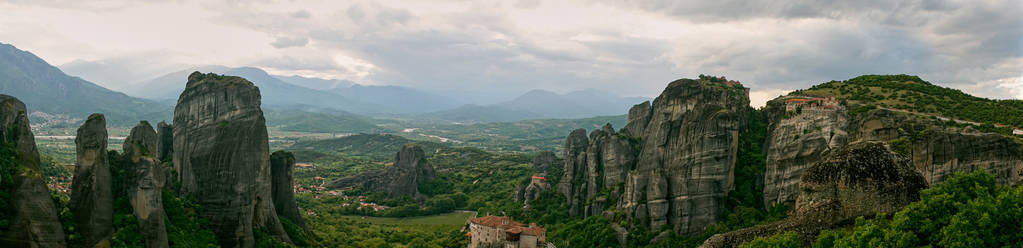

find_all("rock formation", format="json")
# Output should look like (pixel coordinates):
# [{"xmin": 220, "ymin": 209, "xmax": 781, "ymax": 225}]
[
  {"xmin": 70, "ymin": 113, "xmax": 114, "ymax": 248},
  {"xmin": 701, "ymin": 142, "xmax": 927, "ymax": 248},
  {"xmin": 516, "ymin": 151, "xmax": 558, "ymax": 207},
  {"xmin": 762, "ymin": 97, "xmax": 850, "ymax": 207},
  {"xmin": 558, "ymin": 78, "xmax": 750, "ymax": 235},
  {"xmin": 156, "ymin": 121, "xmax": 173, "ymax": 163},
  {"xmin": 762, "ymin": 99, "xmax": 1023, "ymax": 209},
  {"xmin": 123, "ymin": 121, "xmax": 168, "ymax": 248},
  {"xmin": 173, "ymin": 72, "xmax": 290, "ymax": 247},
  {"xmin": 0, "ymin": 95, "xmax": 66, "ymax": 247},
  {"xmin": 270, "ymin": 151, "xmax": 307, "ymax": 231},
  {"xmin": 326, "ymin": 144, "xmax": 437, "ymax": 200}
]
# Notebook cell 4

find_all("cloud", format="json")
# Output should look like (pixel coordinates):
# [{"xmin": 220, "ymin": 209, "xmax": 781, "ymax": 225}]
[
  {"xmin": 749, "ymin": 89, "xmax": 792, "ymax": 108},
  {"xmin": 1, "ymin": 0, "xmax": 1019, "ymax": 105},
  {"xmin": 290, "ymin": 9, "xmax": 311, "ymax": 18},
  {"xmin": 269, "ymin": 36, "xmax": 309, "ymax": 48}
]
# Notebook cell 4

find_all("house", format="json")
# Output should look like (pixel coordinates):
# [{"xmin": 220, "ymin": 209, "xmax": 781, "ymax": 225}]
[{"xmin": 467, "ymin": 215, "xmax": 547, "ymax": 248}]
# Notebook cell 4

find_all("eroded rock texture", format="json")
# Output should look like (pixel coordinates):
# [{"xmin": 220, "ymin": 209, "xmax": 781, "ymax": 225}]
[
  {"xmin": 701, "ymin": 142, "xmax": 926, "ymax": 248},
  {"xmin": 326, "ymin": 144, "xmax": 437, "ymax": 200},
  {"xmin": 558, "ymin": 79, "xmax": 749, "ymax": 235},
  {"xmin": 270, "ymin": 151, "xmax": 307, "ymax": 231},
  {"xmin": 762, "ymin": 97, "xmax": 849, "ymax": 207},
  {"xmin": 848, "ymin": 109, "xmax": 1023, "ymax": 186},
  {"xmin": 172, "ymin": 72, "xmax": 290, "ymax": 247},
  {"xmin": 0, "ymin": 95, "xmax": 66, "ymax": 247},
  {"xmin": 123, "ymin": 121, "xmax": 168, "ymax": 248},
  {"xmin": 762, "ymin": 104, "xmax": 1023, "ymax": 209},
  {"xmin": 71, "ymin": 113, "xmax": 114, "ymax": 248},
  {"xmin": 155, "ymin": 121, "xmax": 173, "ymax": 163}
]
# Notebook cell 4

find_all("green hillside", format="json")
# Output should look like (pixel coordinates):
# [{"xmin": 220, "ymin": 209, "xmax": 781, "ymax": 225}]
[
  {"xmin": 265, "ymin": 110, "xmax": 383, "ymax": 133},
  {"xmin": 792, "ymin": 74, "xmax": 1023, "ymax": 129},
  {"xmin": 0, "ymin": 43, "xmax": 169, "ymax": 125},
  {"xmin": 290, "ymin": 134, "xmax": 447, "ymax": 160}
]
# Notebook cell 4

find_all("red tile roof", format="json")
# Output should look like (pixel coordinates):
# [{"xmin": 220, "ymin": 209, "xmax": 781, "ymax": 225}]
[{"xmin": 470, "ymin": 216, "xmax": 546, "ymax": 236}]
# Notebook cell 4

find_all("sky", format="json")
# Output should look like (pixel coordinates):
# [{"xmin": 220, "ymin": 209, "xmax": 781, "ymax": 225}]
[{"xmin": 0, "ymin": 0, "xmax": 1020, "ymax": 107}]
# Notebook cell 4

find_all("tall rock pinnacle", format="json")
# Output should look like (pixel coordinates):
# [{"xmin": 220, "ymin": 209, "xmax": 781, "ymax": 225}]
[
  {"xmin": 0, "ymin": 95, "xmax": 66, "ymax": 247},
  {"xmin": 123, "ymin": 121, "xmax": 168, "ymax": 248},
  {"xmin": 270, "ymin": 151, "xmax": 308, "ymax": 231},
  {"xmin": 172, "ymin": 72, "xmax": 291, "ymax": 247},
  {"xmin": 71, "ymin": 114, "xmax": 114, "ymax": 247}
]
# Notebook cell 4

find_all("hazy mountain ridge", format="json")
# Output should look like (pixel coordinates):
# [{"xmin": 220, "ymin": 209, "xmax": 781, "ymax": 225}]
[
  {"xmin": 424, "ymin": 88, "xmax": 651, "ymax": 123},
  {"xmin": 0, "ymin": 43, "xmax": 169, "ymax": 125}
]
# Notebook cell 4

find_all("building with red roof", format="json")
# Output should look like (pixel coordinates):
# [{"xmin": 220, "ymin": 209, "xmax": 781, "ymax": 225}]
[{"xmin": 468, "ymin": 215, "xmax": 548, "ymax": 248}]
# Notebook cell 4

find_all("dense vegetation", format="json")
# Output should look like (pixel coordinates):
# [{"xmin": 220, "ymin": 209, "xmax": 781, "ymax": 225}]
[
  {"xmin": 290, "ymin": 134, "xmax": 447, "ymax": 161},
  {"xmin": 265, "ymin": 110, "xmax": 383, "ymax": 134},
  {"xmin": 795, "ymin": 74, "xmax": 1023, "ymax": 129},
  {"xmin": 811, "ymin": 170, "xmax": 1023, "ymax": 247}
]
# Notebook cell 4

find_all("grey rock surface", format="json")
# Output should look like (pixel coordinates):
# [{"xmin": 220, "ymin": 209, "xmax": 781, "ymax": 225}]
[
  {"xmin": 0, "ymin": 94, "xmax": 66, "ymax": 247},
  {"xmin": 558, "ymin": 78, "xmax": 749, "ymax": 234},
  {"xmin": 270, "ymin": 151, "xmax": 308, "ymax": 231},
  {"xmin": 326, "ymin": 144, "xmax": 437, "ymax": 200},
  {"xmin": 70, "ymin": 113, "xmax": 114, "ymax": 248},
  {"xmin": 172, "ymin": 72, "xmax": 290, "ymax": 247},
  {"xmin": 124, "ymin": 121, "xmax": 168, "ymax": 248}
]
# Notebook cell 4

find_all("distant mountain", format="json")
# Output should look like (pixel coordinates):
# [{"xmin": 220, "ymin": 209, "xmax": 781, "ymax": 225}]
[
  {"xmin": 423, "ymin": 89, "xmax": 651, "ymax": 122},
  {"xmin": 127, "ymin": 66, "xmax": 380, "ymax": 113},
  {"xmin": 275, "ymin": 75, "xmax": 355, "ymax": 91},
  {"xmin": 125, "ymin": 65, "xmax": 231, "ymax": 100},
  {"xmin": 58, "ymin": 57, "xmax": 185, "ymax": 91},
  {"xmin": 332, "ymin": 85, "xmax": 462, "ymax": 114},
  {"xmin": 277, "ymin": 75, "xmax": 463, "ymax": 114},
  {"xmin": 0, "ymin": 43, "xmax": 169, "ymax": 125}
]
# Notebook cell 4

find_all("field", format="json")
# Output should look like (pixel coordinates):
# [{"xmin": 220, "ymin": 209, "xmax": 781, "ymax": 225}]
[{"xmin": 337, "ymin": 211, "xmax": 476, "ymax": 227}]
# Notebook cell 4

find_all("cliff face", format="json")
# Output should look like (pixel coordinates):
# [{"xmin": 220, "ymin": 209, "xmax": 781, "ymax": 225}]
[
  {"xmin": 172, "ymin": 72, "xmax": 290, "ymax": 247},
  {"xmin": 326, "ymin": 144, "xmax": 437, "ymax": 200},
  {"xmin": 123, "ymin": 121, "xmax": 168, "ymax": 248},
  {"xmin": 848, "ymin": 109, "xmax": 1023, "ymax": 186},
  {"xmin": 558, "ymin": 79, "xmax": 749, "ymax": 235},
  {"xmin": 270, "ymin": 151, "xmax": 307, "ymax": 231},
  {"xmin": 71, "ymin": 113, "xmax": 114, "ymax": 247},
  {"xmin": 762, "ymin": 101, "xmax": 1023, "ymax": 209},
  {"xmin": 0, "ymin": 95, "xmax": 65, "ymax": 247},
  {"xmin": 762, "ymin": 98, "xmax": 850, "ymax": 207},
  {"xmin": 702, "ymin": 142, "xmax": 926, "ymax": 248},
  {"xmin": 156, "ymin": 121, "xmax": 173, "ymax": 163}
]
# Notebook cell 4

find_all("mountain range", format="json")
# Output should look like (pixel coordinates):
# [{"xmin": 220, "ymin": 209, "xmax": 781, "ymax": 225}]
[
  {"xmin": 0, "ymin": 43, "xmax": 168, "ymax": 125},
  {"xmin": 423, "ymin": 88, "xmax": 650, "ymax": 122},
  {"xmin": 5, "ymin": 42, "xmax": 650, "ymax": 125}
]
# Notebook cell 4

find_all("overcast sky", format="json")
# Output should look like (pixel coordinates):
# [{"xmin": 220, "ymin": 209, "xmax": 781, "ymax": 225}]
[{"xmin": 1, "ymin": 0, "xmax": 1020, "ymax": 107}]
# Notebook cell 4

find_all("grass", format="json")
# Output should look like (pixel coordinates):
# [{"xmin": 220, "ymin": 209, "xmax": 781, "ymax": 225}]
[{"xmin": 337, "ymin": 211, "xmax": 475, "ymax": 226}]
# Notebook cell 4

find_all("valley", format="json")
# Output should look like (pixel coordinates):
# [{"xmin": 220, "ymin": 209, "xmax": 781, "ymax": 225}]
[{"xmin": 0, "ymin": 3, "xmax": 1021, "ymax": 246}]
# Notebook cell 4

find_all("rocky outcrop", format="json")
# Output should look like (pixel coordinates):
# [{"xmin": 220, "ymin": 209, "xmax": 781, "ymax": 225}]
[
  {"xmin": 558, "ymin": 78, "xmax": 749, "ymax": 235},
  {"xmin": 123, "ymin": 121, "xmax": 168, "ymax": 248},
  {"xmin": 623, "ymin": 101, "xmax": 651, "ymax": 137},
  {"xmin": 270, "ymin": 151, "xmax": 307, "ymax": 231},
  {"xmin": 701, "ymin": 142, "xmax": 926, "ymax": 248},
  {"xmin": 156, "ymin": 121, "xmax": 173, "ymax": 163},
  {"xmin": 516, "ymin": 151, "xmax": 559, "ymax": 207},
  {"xmin": 848, "ymin": 109, "xmax": 1023, "ymax": 186},
  {"xmin": 762, "ymin": 102, "xmax": 1023, "ymax": 209},
  {"xmin": 173, "ymin": 72, "xmax": 290, "ymax": 247},
  {"xmin": 326, "ymin": 144, "xmax": 437, "ymax": 200},
  {"xmin": 762, "ymin": 97, "xmax": 849, "ymax": 207},
  {"xmin": 0, "ymin": 95, "xmax": 66, "ymax": 247},
  {"xmin": 70, "ymin": 113, "xmax": 114, "ymax": 248}
]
